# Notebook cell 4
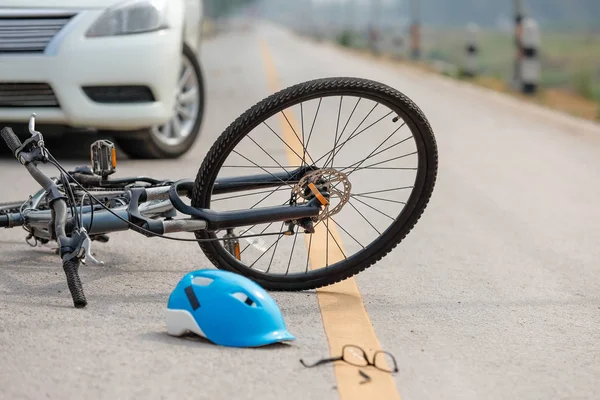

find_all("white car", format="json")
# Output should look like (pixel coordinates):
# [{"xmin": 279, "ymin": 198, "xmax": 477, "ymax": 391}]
[{"xmin": 0, "ymin": 0, "xmax": 205, "ymax": 159}]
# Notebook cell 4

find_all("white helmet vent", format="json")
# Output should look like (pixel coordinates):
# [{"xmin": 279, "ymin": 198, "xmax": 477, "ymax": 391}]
[
  {"xmin": 192, "ymin": 277, "xmax": 214, "ymax": 286},
  {"xmin": 232, "ymin": 292, "xmax": 257, "ymax": 307}
]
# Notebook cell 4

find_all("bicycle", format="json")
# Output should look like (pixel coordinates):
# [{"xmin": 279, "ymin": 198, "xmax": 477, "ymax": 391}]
[{"xmin": 0, "ymin": 77, "xmax": 438, "ymax": 308}]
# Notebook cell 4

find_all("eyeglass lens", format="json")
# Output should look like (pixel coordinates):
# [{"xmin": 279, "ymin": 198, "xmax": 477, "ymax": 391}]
[
  {"xmin": 342, "ymin": 345, "xmax": 369, "ymax": 367},
  {"xmin": 374, "ymin": 351, "xmax": 398, "ymax": 373}
]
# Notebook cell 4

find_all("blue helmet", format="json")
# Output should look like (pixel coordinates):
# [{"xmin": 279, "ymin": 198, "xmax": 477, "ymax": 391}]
[{"xmin": 165, "ymin": 269, "xmax": 295, "ymax": 347}]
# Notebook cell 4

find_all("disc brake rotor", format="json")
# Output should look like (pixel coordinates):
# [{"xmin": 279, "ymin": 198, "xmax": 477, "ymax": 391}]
[{"xmin": 291, "ymin": 168, "xmax": 351, "ymax": 222}]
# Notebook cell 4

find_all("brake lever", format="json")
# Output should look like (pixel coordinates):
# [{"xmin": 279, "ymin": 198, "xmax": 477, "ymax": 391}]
[
  {"xmin": 28, "ymin": 112, "xmax": 42, "ymax": 137},
  {"xmin": 28, "ymin": 113, "xmax": 45, "ymax": 148},
  {"xmin": 15, "ymin": 114, "xmax": 47, "ymax": 164},
  {"xmin": 78, "ymin": 228, "xmax": 104, "ymax": 265},
  {"xmin": 68, "ymin": 227, "xmax": 104, "ymax": 265}
]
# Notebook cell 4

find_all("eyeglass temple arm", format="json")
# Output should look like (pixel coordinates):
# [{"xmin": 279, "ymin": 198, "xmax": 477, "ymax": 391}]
[{"xmin": 299, "ymin": 356, "xmax": 343, "ymax": 368}]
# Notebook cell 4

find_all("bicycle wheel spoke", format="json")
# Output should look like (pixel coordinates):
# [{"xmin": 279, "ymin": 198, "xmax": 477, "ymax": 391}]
[
  {"xmin": 239, "ymin": 200, "xmax": 289, "ymax": 254},
  {"xmin": 248, "ymin": 186, "xmax": 289, "ymax": 209},
  {"xmin": 324, "ymin": 217, "xmax": 347, "ymax": 265},
  {"xmin": 355, "ymin": 186, "xmax": 414, "ymax": 196},
  {"xmin": 346, "ymin": 134, "xmax": 412, "ymax": 170},
  {"xmin": 350, "ymin": 197, "xmax": 396, "ymax": 220},
  {"xmin": 282, "ymin": 110, "xmax": 315, "ymax": 165},
  {"xmin": 263, "ymin": 121, "xmax": 311, "ymax": 167},
  {"xmin": 350, "ymin": 166, "xmax": 418, "ymax": 172},
  {"xmin": 266, "ymin": 221, "xmax": 286, "ymax": 273},
  {"xmin": 333, "ymin": 151, "xmax": 419, "ymax": 199},
  {"xmin": 328, "ymin": 127, "xmax": 410, "ymax": 195},
  {"xmin": 328, "ymin": 96, "xmax": 344, "ymax": 169},
  {"xmin": 320, "ymin": 108, "xmax": 392, "ymax": 169},
  {"xmin": 222, "ymin": 165, "xmax": 416, "ymax": 170},
  {"xmin": 312, "ymin": 101, "xmax": 379, "ymax": 167},
  {"xmin": 285, "ymin": 227, "xmax": 300, "ymax": 275},
  {"xmin": 325, "ymin": 213, "xmax": 330, "ymax": 267},
  {"xmin": 338, "ymin": 97, "xmax": 362, "ymax": 140},
  {"xmin": 231, "ymin": 150, "xmax": 294, "ymax": 190},
  {"xmin": 305, "ymin": 98, "xmax": 322, "ymax": 153},
  {"xmin": 332, "ymin": 124, "xmax": 409, "ymax": 180},
  {"xmin": 222, "ymin": 165, "xmax": 300, "ymax": 169},
  {"xmin": 300, "ymin": 102, "xmax": 306, "ymax": 166},
  {"xmin": 353, "ymin": 194, "xmax": 407, "ymax": 205},
  {"xmin": 347, "ymin": 200, "xmax": 382, "ymax": 235},
  {"xmin": 247, "ymin": 134, "xmax": 291, "ymax": 175},
  {"xmin": 305, "ymin": 232, "xmax": 313, "ymax": 274},
  {"xmin": 323, "ymin": 97, "xmax": 362, "ymax": 168},
  {"xmin": 239, "ymin": 222, "xmax": 273, "ymax": 255},
  {"xmin": 249, "ymin": 233, "xmax": 286, "ymax": 269},
  {"xmin": 344, "ymin": 123, "xmax": 405, "ymax": 177},
  {"xmin": 211, "ymin": 186, "xmax": 288, "ymax": 203},
  {"xmin": 349, "ymin": 151, "xmax": 418, "ymax": 174},
  {"xmin": 330, "ymin": 216, "xmax": 365, "ymax": 249}
]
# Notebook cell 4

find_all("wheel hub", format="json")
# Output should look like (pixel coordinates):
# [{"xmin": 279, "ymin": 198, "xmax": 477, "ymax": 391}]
[
  {"xmin": 291, "ymin": 168, "xmax": 351, "ymax": 222},
  {"xmin": 150, "ymin": 54, "xmax": 199, "ymax": 147}
]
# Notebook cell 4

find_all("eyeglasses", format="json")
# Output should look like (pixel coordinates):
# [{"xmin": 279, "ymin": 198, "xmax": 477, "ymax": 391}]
[{"xmin": 300, "ymin": 344, "xmax": 398, "ymax": 373}]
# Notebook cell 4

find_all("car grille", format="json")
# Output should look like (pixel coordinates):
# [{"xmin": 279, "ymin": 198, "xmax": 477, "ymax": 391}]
[
  {"xmin": 0, "ymin": 83, "xmax": 59, "ymax": 107},
  {"xmin": 0, "ymin": 14, "xmax": 75, "ymax": 54}
]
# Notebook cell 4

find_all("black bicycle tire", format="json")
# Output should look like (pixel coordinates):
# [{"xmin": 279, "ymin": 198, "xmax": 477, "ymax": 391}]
[{"xmin": 192, "ymin": 77, "xmax": 438, "ymax": 291}]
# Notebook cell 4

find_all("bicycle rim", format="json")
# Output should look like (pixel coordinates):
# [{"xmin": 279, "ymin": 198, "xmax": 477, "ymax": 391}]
[{"xmin": 192, "ymin": 77, "xmax": 438, "ymax": 290}]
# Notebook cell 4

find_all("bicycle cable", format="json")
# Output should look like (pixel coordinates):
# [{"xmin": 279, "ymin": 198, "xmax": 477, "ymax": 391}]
[
  {"xmin": 44, "ymin": 153, "xmax": 290, "ymax": 243},
  {"xmin": 61, "ymin": 172, "xmax": 81, "ymax": 229}
]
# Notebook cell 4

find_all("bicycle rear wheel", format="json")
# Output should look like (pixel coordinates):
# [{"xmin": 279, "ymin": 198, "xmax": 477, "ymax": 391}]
[{"xmin": 192, "ymin": 77, "xmax": 438, "ymax": 291}]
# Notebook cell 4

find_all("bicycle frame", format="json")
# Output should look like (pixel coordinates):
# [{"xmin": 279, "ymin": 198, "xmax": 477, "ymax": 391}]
[
  {"xmin": 0, "ymin": 76, "xmax": 440, "ymax": 310},
  {"xmin": 0, "ymin": 167, "xmax": 323, "ymax": 238},
  {"xmin": 0, "ymin": 115, "xmax": 325, "ymax": 309}
]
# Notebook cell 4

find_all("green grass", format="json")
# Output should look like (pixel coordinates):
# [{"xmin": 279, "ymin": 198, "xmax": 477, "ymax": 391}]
[
  {"xmin": 421, "ymin": 27, "xmax": 600, "ymax": 101},
  {"xmin": 303, "ymin": 23, "xmax": 600, "ymax": 122}
]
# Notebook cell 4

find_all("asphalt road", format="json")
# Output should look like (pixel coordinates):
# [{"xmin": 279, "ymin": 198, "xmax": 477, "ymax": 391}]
[{"xmin": 1, "ymin": 21, "xmax": 600, "ymax": 400}]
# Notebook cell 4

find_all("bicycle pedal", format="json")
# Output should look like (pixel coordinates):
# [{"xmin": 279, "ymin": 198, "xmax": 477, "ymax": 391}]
[{"xmin": 90, "ymin": 139, "xmax": 117, "ymax": 178}]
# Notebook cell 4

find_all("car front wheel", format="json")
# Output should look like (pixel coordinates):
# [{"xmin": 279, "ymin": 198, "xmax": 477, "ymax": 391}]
[{"xmin": 114, "ymin": 43, "xmax": 205, "ymax": 159}]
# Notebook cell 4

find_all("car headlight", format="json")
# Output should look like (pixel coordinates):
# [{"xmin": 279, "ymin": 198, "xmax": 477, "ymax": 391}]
[{"xmin": 86, "ymin": 0, "xmax": 169, "ymax": 38}]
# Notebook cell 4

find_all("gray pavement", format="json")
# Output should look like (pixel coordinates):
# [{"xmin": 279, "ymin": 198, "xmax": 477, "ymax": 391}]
[{"xmin": 1, "ymin": 21, "xmax": 600, "ymax": 400}]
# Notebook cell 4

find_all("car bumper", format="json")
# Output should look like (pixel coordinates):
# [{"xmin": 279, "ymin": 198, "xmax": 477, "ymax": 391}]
[{"xmin": 0, "ymin": 10, "xmax": 182, "ymax": 130}]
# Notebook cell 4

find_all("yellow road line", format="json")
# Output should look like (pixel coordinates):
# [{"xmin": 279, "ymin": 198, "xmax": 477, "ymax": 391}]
[{"xmin": 260, "ymin": 39, "xmax": 401, "ymax": 400}]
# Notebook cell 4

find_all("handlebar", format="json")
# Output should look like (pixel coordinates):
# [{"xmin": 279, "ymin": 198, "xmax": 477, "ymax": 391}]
[
  {"xmin": 0, "ymin": 126, "xmax": 22, "ymax": 155},
  {"xmin": 0, "ymin": 127, "xmax": 23, "ymax": 230},
  {"xmin": 1, "ymin": 126, "xmax": 59, "ymax": 194},
  {"xmin": 0, "ymin": 215, "xmax": 10, "ymax": 227},
  {"xmin": 1, "ymin": 120, "xmax": 88, "ymax": 308}
]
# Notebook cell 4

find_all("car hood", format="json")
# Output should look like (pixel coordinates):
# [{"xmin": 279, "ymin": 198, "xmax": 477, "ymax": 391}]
[{"xmin": 1, "ymin": 0, "xmax": 124, "ymax": 9}]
